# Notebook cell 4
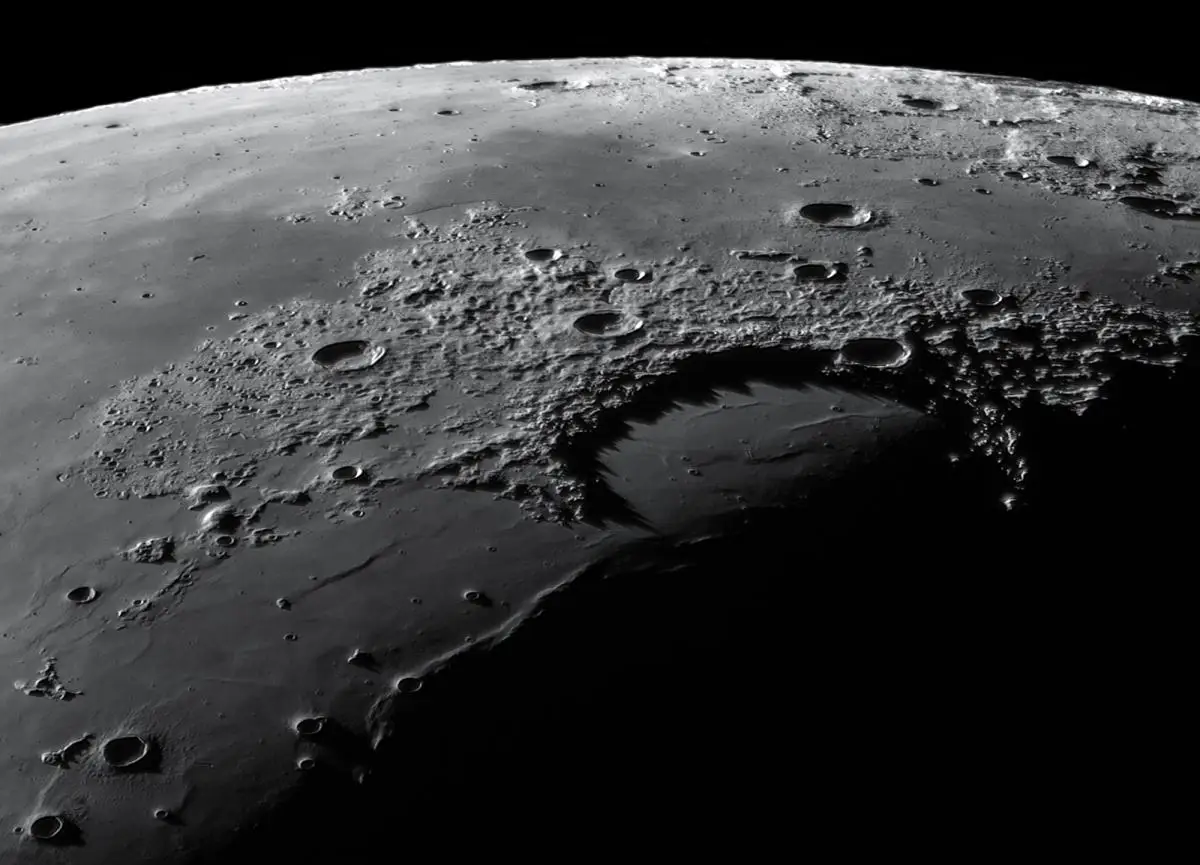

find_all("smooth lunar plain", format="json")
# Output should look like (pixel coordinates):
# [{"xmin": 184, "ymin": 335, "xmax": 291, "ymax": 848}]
[{"xmin": 1, "ymin": 58, "xmax": 1197, "ymax": 859}]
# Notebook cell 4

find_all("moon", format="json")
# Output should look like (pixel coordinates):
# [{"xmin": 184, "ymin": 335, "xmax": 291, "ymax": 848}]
[{"xmin": 1, "ymin": 57, "xmax": 1196, "ymax": 859}]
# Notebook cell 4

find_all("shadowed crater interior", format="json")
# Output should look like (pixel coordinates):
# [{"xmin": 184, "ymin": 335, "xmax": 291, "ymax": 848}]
[
  {"xmin": 311, "ymin": 339, "xmax": 386, "ymax": 371},
  {"xmin": 203, "ymin": 341, "xmax": 1198, "ymax": 859},
  {"xmin": 798, "ymin": 202, "xmax": 873, "ymax": 227}
]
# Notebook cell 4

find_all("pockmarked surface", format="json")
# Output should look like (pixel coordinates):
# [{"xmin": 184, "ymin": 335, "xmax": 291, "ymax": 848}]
[{"xmin": 2, "ymin": 58, "xmax": 1198, "ymax": 859}]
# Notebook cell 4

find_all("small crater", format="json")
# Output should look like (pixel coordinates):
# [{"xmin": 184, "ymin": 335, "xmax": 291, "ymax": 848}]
[
  {"xmin": 296, "ymin": 757, "xmax": 316, "ymax": 771},
  {"xmin": 214, "ymin": 534, "xmax": 237, "ymax": 548},
  {"xmin": 688, "ymin": 151, "xmax": 706, "ymax": 157},
  {"xmin": 839, "ymin": 338, "xmax": 910, "ymax": 368},
  {"xmin": 104, "ymin": 123, "xmax": 122, "ymax": 129},
  {"xmin": 915, "ymin": 177, "xmax": 940, "ymax": 186},
  {"xmin": 153, "ymin": 809, "xmax": 172, "ymax": 821},
  {"xmin": 101, "ymin": 735, "xmax": 154, "ymax": 771},
  {"xmin": 613, "ymin": 267, "xmax": 651, "ymax": 282},
  {"xmin": 798, "ymin": 202, "xmax": 873, "ymax": 227},
  {"xmin": 311, "ymin": 340, "xmax": 386, "ymax": 372},
  {"xmin": 792, "ymin": 262, "xmax": 847, "ymax": 282},
  {"xmin": 524, "ymin": 248, "xmax": 562, "ymax": 263},
  {"xmin": 974, "ymin": 187, "xmax": 992, "ymax": 195},
  {"xmin": 330, "ymin": 465, "xmax": 365, "ymax": 482},
  {"xmin": 463, "ymin": 589, "xmax": 493, "ymax": 607},
  {"xmin": 294, "ymin": 716, "xmax": 326, "ymax": 737},
  {"xmin": 395, "ymin": 676, "xmax": 423, "ymax": 694},
  {"xmin": 901, "ymin": 97, "xmax": 942, "ymax": 110},
  {"xmin": 29, "ymin": 815, "xmax": 70, "ymax": 843},
  {"xmin": 435, "ymin": 109, "xmax": 460, "ymax": 116},
  {"xmin": 66, "ymin": 586, "xmax": 98, "ymax": 604},
  {"xmin": 961, "ymin": 288, "xmax": 1003, "ymax": 307},
  {"xmin": 1003, "ymin": 170, "xmax": 1031, "ymax": 180},
  {"xmin": 1047, "ymin": 154, "xmax": 1094, "ymax": 168},
  {"xmin": 573, "ymin": 311, "xmax": 645, "ymax": 339}
]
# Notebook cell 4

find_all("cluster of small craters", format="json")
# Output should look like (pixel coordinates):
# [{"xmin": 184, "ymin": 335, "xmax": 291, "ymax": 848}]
[
  {"xmin": 686, "ymin": 65, "xmax": 1200, "ymax": 214},
  {"xmin": 66, "ymin": 182, "xmax": 1199, "ymax": 531},
  {"xmin": 113, "ymin": 560, "xmax": 201, "ymax": 624},
  {"xmin": 730, "ymin": 249, "xmax": 802, "ymax": 263},
  {"xmin": 969, "ymin": 145, "xmax": 1200, "ymax": 213},
  {"xmin": 122, "ymin": 535, "xmax": 174, "ymax": 564},
  {"xmin": 13, "ymin": 657, "xmax": 79, "ymax": 701},
  {"xmin": 326, "ymin": 186, "xmax": 405, "ymax": 222}
]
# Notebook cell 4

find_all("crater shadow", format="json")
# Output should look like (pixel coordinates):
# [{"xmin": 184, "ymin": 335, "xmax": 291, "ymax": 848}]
[{"xmin": 203, "ymin": 343, "xmax": 1199, "ymax": 859}]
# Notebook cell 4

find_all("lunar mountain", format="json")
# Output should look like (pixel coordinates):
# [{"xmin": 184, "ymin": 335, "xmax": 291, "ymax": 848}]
[{"xmin": 1, "ymin": 58, "xmax": 1195, "ymax": 859}]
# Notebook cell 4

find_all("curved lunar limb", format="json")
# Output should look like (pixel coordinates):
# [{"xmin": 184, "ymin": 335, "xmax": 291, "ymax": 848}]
[{"xmin": 1, "ymin": 58, "xmax": 1196, "ymax": 860}]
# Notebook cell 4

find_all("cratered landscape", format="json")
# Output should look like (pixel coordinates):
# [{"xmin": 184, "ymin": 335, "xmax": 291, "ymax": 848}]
[{"xmin": 1, "ymin": 57, "xmax": 1195, "ymax": 860}]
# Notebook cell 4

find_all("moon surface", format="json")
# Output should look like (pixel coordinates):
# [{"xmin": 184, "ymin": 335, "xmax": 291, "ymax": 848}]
[{"xmin": 1, "ymin": 57, "xmax": 1197, "ymax": 859}]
